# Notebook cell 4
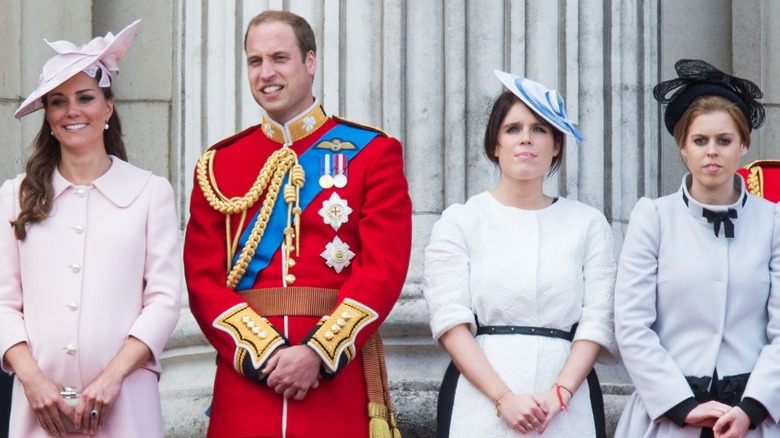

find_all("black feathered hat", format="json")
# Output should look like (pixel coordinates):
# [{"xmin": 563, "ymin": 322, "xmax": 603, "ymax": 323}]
[{"xmin": 653, "ymin": 59, "xmax": 765, "ymax": 135}]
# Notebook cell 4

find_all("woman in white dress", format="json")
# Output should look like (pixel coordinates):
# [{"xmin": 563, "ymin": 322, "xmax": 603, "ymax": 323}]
[
  {"xmin": 423, "ymin": 70, "xmax": 618, "ymax": 438},
  {"xmin": 615, "ymin": 59, "xmax": 780, "ymax": 438}
]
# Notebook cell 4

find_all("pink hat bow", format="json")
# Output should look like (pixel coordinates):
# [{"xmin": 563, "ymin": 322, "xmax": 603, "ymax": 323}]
[
  {"xmin": 41, "ymin": 34, "xmax": 121, "ymax": 88},
  {"xmin": 15, "ymin": 19, "xmax": 140, "ymax": 118}
]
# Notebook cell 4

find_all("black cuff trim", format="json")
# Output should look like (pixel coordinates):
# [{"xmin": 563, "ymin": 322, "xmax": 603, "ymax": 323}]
[
  {"xmin": 739, "ymin": 397, "xmax": 769, "ymax": 429},
  {"xmin": 664, "ymin": 397, "xmax": 698, "ymax": 427}
]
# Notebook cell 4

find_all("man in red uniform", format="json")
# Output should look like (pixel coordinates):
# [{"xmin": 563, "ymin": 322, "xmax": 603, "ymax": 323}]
[{"xmin": 183, "ymin": 10, "xmax": 412, "ymax": 438}]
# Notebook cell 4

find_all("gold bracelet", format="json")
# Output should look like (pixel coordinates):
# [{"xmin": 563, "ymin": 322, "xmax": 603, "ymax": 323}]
[{"xmin": 494, "ymin": 388, "xmax": 511, "ymax": 417}]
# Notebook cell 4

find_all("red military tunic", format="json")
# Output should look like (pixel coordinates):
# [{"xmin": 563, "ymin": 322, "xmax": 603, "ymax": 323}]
[{"xmin": 184, "ymin": 101, "xmax": 412, "ymax": 437}]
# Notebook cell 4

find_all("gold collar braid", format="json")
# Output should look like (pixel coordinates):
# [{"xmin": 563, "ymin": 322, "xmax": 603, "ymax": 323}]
[{"xmin": 196, "ymin": 147, "xmax": 305, "ymax": 289}]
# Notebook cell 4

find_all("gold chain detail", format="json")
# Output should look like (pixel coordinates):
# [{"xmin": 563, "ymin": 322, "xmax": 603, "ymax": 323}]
[{"xmin": 195, "ymin": 147, "xmax": 304, "ymax": 289}]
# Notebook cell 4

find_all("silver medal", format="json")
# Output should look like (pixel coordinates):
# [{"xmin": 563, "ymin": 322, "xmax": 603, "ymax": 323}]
[{"xmin": 333, "ymin": 153, "xmax": 348, "ymax": 188}]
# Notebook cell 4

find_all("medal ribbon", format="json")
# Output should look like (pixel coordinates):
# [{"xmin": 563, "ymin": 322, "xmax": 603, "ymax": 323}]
[{"xmin": 233, "ymin": 123, "xmax": 379, "ymax": 291}]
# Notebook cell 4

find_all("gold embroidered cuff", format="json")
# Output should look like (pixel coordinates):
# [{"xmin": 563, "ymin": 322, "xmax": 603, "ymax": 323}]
[
  {"xmin": 213, "ymin": 304, "xmax": 287, "ymax": 373},
  {"xmin": 306, "ymin": 298, "xmax": 378, "ymax": 373}
]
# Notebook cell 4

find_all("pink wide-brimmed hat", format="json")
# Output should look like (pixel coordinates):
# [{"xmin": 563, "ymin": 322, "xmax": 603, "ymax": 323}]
[{"xmin": 14, "ymin": 19, "xmax": 141, "ymax": 119}]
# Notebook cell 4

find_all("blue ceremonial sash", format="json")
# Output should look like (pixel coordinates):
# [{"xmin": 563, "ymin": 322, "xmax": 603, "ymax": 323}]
[{"xmin": 233, "ymin": 123, "xmax": 379, "ymax": 291}]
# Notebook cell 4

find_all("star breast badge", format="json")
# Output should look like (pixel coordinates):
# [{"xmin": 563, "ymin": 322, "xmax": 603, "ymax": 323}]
[
  {"xmin": 320, "ymin": 237, "xmax": 356, "ymax": 273},
  {"xmin": 318, "ymin": 193, "xmax": 352, "ymax": 231}
]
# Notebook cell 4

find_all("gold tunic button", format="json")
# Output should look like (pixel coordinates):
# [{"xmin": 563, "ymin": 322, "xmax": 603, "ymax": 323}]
[
  {"xmin": 331, "ymin": 324, "xmax": 340, "ymax": 333},
  {"xmin": 286, "ymin": 274, "xmax": 296, "ymax": 284},
  {"xmin": 341, "ymin": 311, "xmax": 352, "ymax": 320},
  {"xmin": 337, "ymin": 319, "xmax": 345, "ymax": 327},
  {"xmin": 63, "ymin": 344, "xmax": 76, "ymax": 355},
  {"xmin": 258, "ymin": 331, "xmax": 268, "ymax": 339},
  {"xmin": 252, "ymin": 327, "xmax": 261, "ymax": 334},
  {"xmin": 325, "ymin": 331, "xmax": 334, "ymax": 340}
]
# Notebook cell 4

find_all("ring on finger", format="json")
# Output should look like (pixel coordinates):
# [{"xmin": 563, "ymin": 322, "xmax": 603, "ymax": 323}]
[{"xmin": 91, "ymin": 409, "xmax": 99, "ymax": 418}]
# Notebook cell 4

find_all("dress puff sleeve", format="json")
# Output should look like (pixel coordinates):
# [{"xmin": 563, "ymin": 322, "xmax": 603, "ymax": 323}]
[
  {"xmin": 574, "ymin": 209, "xmax": 619, "ymax": 364},
  {"xmin": 423, "ymin": 204, "xmax": 476, "ymax": 343}
]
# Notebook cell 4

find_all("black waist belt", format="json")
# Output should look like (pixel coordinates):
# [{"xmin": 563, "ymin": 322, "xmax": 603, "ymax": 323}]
[
  {"xmin": 476, "ymin": 325, "xmax": 574, "ymax": 341},
  {"xmin": 445, "ymin": 322, "xmax": 604, "ymax": 438}
]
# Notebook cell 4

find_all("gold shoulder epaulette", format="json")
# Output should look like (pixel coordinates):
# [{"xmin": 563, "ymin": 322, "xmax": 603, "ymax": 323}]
[
  {"xmin": 744, "ymin": 159, "xmax": 780, "ymax": 170},
  {"xmin": 333, "ymin": 116, "xmax": 392, "ymax": 138},
  {"xmin": 742, "ymin": 160, "xmax": 780, "ymax": 199}
]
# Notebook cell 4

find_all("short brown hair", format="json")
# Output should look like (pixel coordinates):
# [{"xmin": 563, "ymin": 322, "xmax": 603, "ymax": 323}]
[
  {"xmin": 673, "ymin": 95, "xmax": 751, "ymax": 150},
  {"xmin": 244, "ymin": 10, "xmax": 316, "ymax": 61},
  {"xmin": 484, "ymin": 91, "xmax": 565, "ymax": 174}
]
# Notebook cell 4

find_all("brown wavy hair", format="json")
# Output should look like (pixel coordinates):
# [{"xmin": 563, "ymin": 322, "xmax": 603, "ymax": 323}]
[{"xmin": 11, "ymin": 72, "xmax": 127, "ymax": 240}]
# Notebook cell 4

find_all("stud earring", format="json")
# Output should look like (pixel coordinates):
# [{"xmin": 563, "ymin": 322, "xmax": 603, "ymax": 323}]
[{"xmin": 104, "ymin": 123, "xmax": 109, "ymax": 130}]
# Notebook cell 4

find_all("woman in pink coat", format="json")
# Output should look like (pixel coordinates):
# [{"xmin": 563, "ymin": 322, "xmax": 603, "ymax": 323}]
[{"xmin": 0, "ymin": 20, "xmax": 181, "ymax": 437}]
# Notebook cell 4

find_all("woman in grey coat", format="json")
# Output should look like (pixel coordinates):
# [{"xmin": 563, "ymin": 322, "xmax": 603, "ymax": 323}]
[{"xmin": 615, "ymin": 59, "xmax": 780, "ymax": 438}]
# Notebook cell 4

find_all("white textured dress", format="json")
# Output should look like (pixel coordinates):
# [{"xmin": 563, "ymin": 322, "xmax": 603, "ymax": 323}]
[{"xmin": 424, "ymin": 192, "xmax": 618, "ymax": 438}]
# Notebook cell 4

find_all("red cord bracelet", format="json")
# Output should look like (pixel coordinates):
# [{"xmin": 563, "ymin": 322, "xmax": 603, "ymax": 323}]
[{"xmin": 553, "ymin": 383, "xmax": 573, "ymax": 411}]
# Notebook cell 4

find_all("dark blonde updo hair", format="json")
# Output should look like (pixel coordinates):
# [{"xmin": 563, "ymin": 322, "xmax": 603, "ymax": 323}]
[{"xmin": 672, "ymin": 95, "xmax": 751, "ymax": 150}]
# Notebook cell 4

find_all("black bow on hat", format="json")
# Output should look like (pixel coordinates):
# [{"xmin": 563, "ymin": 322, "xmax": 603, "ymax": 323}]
[{"xmin": 653, "ymin": 59, "xmax": 765, "ymax": 135}]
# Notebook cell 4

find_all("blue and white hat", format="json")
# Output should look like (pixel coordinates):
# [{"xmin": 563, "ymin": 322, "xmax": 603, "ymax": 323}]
[{"xmin": 494, "ymin": 69, "xmax": 583, "ymax": 144}]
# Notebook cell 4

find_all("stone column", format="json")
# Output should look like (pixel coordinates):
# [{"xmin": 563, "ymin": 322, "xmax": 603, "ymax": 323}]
[{"xmin": 0, "ymin": 0, "xmax": 92, "ymax": 181}]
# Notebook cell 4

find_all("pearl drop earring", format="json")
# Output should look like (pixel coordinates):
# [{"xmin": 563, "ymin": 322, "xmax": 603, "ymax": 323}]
[{"xmin": 104, "ymin": 122, "xmax": 109, "ymax": 130}]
